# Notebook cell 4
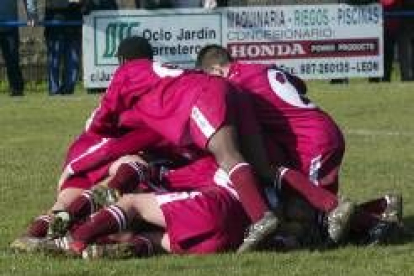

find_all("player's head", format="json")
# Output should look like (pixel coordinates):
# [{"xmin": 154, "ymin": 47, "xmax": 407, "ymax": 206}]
[
  {"xmin": 116, "ymin": 36, "xmax": 154, "ymax": 65},
  {"xmin": 196, "ymin": 44, "xmax": 233, "ymax": 78}
]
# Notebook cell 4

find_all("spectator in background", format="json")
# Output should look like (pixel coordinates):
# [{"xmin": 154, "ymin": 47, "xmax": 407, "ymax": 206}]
[
  {"xmin": 82, "ymin": 0, "xmax": 119, "ymax": 94},
  {"xmin": 369, "ymin": 0, "xmax": 403, "ymax": 82},
  {"xmin": 44, "ymin": 0, "xmax": 83, "ymax": 95},
  {"xmin": 0, "ymin": 0, "xmax": 37, "ymax": 96},
  {"xmin": 136, "ymin": 0, "xmax": 224, "ymax": 9},
  {"xmin": 167, "ymin": 0, "xmax": 219, "ymax": 8},
  {"xmin": 398, "ymin": 0, "xmax": 414, "ymax": 81},
  {"xmin": 81, "ymin": 0, "xmax": 118, "ymax": 14}
]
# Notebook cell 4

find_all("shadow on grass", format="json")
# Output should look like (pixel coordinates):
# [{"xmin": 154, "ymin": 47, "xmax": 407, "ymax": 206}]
[{"xmin": 398, "ymin": 214, "xmax": 414, "ymax": 243}]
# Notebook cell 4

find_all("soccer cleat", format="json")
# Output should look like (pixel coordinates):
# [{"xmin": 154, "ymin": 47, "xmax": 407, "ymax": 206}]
[
  {"xmin": 68, "ymin": 241, "xmax": 88, "ymax": 256},
  {"xmin": 365, "ymin": 193, "xmax": 403, "ymax": 246},
  {"xmin": 91, "ymin": 185, "xmax": 120, "ymax": 209},
  {"xmin": 48, "ymin": 210, "xmax": 72, "ymax": 238},
  {"xmin": 81, "ymin": 243, "xmax": 137, "ymax": 260},
  {"xmin": 37, "ymin": 236, "xmax": 86, "ymax": 257},
  {"xmin": 265, "ymin": 235, "xmax": 301, "ymax": 252},
  {"xmin": 327, "ymin": 198, "xmax": 355, "ymax": 244},
  {"xmin": 381, "ymin": 193, "xmax": 403, "ymax": 225},
  {"xmin": 366, "ymin": 220, "xmax": 399, "ymax": 246},
  {"xmin": 10, "ymin": 236, "xmax": 44, "ymax": 253},
  {"xmin": 237, "ymin": 211, "xmax": 280, "ymax": 253}
]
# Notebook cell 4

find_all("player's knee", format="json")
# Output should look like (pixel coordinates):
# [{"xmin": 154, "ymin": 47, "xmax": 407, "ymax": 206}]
[
  {"xmin": 117, "ymin": 193, "xmax": 137, "ymax": 209},
  {"xmin": 52, "ymin": 188, "xmax": 85, "ymax": 211}
]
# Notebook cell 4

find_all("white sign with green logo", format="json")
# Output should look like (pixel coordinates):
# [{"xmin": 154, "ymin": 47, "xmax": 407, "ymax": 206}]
[{"xmin": 83, "ymin": 4, "xmax": 383, "ymax": 88}]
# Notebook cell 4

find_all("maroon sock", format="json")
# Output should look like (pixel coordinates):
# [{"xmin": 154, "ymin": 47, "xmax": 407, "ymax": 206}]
[
  {"xmin": 71, "ymin": 205, "xmax": 128, "ymax": 244},
  {"xmin": 278, "ymin": 168, "xmax": 338, "ymax": 213},
  {"xmin": 108, "ymin": 162, "xmax": 148, "ymax": 194},
  {"xmin": 66, "ymin": 190, "xmax": 96, "ymax": 221},
  {"xmin": 229, "ymin": 163, "xmax": 269, "ymax": 222},
  {"xmin": 26, "ymin": 215, "xmax": 52, "ymax": 238},
  {"xmin": 358, "ymin": 197, "xmax": 387, "ymax": 215}
]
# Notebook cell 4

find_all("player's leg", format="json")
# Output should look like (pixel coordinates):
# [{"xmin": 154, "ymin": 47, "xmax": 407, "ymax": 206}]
[
  {"xmin": 188, "ymin": 79, "xmax": 279, "ymax": 252},
  {"xmin": 23, "ymin": 176, "xmax": 91, "ymax": 238},
  {"xmin": 10, "ymin": 176, "xmax": 91, "ymax": 252},
  {"xmin": 64, "ymin": 193, "xmax": 165, "ymax": 255},
  {"xmin": 206, "ymin": 125, "xmax": 279, "ymax": 253},
  {"xmin": 208, "ymin": 125, "xmax": 268, "ymax": 220},
  {"xmin": 49, "ymin": 157, "xmax": 151, "ymax": 238},
  {"xmin": 273, "ymin": 166, "xmax": 354, "ymax": 244},
  {"xmin": 37, "ymin": 193, "xmax": 163, "ymax": 257},
  {"xmin": 275, "ymin": 166, "xmax": 338, "ymax": 213},
  {"xmin": 266, "ymin": 140, "xmax": 341, "ymax": 218},
  {"xmin": 68, "ymin": 185, "xmax": 247, "ymax": 256},
  {"xmin": 49, "ymin": 129, "xmax": 161, "ymax": 234},
  {"xmin": 297, "ymin": 145, "xmax": 355, "ymax": 245},
  {"xmin": 71, "ymin": 157, "xmax": 149, "ymax": 211}
]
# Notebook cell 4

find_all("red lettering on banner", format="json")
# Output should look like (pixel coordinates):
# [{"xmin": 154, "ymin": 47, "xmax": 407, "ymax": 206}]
[
  {"xmin": 228, "ymin": 42, "xmax": 306, "ymax": 60},
  {"xmin": 228, "ymin": 38, "xmax": 379, "ymax": 61}
]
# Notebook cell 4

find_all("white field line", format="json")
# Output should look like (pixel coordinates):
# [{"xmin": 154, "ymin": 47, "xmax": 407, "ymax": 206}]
[{"xmin": 345, "ymin": 129, "xmax": 413, "ymax": 137}]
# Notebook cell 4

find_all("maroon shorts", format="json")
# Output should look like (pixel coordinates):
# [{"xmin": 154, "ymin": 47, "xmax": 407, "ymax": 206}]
[{"xmin": 157, "ymin": 186, "xmax": 248, "ymax": 254}]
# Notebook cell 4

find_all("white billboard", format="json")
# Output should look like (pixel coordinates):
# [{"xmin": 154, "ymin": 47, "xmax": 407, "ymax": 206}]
[{"xmin": 83, "ymin": 4, "xmax": 383, "ymax": 88}]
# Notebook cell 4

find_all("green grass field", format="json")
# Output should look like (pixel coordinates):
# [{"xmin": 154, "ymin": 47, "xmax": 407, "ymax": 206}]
[{"xmin": 0, "ymin": 81, "xmax": 414, "ymax": 275}]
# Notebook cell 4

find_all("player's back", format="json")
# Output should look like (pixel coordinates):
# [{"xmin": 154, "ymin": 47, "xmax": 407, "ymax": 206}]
[
  {"xmin": 121, "ymin": 69, "xmax": 230, "ymax": 147},
  {"xmin": 86, "ymin": 59, "xmax": 164, "ymax": 136},
  {"xmin": 229, "ymin": 62, "xmax": 343, "ymax": 154}
]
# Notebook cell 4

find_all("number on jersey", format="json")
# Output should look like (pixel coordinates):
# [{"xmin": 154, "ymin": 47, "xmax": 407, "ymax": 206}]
[
  {"xmin": 152, "ymin": 62, "xmax": 184, "ymax": 78},
  {"xmin": 268, "ymin": 69, "xmax": 316, "ymax": 108}
]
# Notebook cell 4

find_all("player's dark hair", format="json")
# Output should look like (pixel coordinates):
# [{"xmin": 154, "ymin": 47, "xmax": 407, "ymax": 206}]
[
  {"xmin": 116, "ymin": 36, "xmax": 154, "ymax": 61},
  {"xmin": 196, "ymin": 44, "xmax": 233, "ymax": 70}
]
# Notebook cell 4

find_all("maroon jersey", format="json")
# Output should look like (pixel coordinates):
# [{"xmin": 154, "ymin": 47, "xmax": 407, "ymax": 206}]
[
  {"xmin": 85, "ymin": 59, "xmax": 164, "ymax": 137},
  {"xmin": 64, "ymin": 60, "xmax": 184, "ymax": 180},
  {"xmin": 228, "ymin": 62, "xmax": 345, "ymax": 191},
  {"xmin": 120, "ymin": 67, "xmax": 232, "ymax": 149}
]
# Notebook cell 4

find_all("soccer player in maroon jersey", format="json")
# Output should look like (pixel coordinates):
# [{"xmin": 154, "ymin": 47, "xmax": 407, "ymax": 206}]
[
  {"xmin": 12, "ymin": 36, "xmax": 280, "ymax": 253},
  {"xmin": 38, "ymin": 154, "xmax": 251, "ymax": 258},
  {"xmin": 196, "ymin": 44, "xmax": 403, "ymax": 245},
  {"xmin": 100, "ymin": 44, "xmax": 280, "ymax": 253},
  {"xmin": 10, "ymin": 38, "xmax": 165, "ymax": 250}
]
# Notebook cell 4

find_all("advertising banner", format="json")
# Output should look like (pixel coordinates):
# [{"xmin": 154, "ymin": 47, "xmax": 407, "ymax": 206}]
[{"xmin": 83, "ymin": 4, "xmax": 383, "ymax": 88}]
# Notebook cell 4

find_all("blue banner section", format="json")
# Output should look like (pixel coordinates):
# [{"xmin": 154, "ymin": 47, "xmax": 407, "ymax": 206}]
[{"xmin": 0, "ymin": 20, "xmax": 82, "ymax": 27}]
